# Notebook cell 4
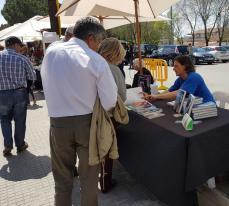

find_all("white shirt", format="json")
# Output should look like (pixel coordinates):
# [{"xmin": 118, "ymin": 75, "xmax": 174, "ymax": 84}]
[{"xmin": 41, "ymin": 37, "xmax": 117, "ymax": 117}]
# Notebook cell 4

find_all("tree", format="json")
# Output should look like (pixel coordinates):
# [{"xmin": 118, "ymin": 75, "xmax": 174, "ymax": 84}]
[
  {"xmin": 217, "ymin": 1, "xmax": 229, "ymax": 46},
  {"xmin": 108, "ymin": 21, "xmax": 170, "ymax": 45},
  {"xmin": 0, "ymin": 24, "xmax": 9, "ymax": 32},
  {"xmin": 194, "ymin": 0, "xmax": 226, "ymax": 46},
  {"xmin": 178, "ymin": 0, "xmax": 198, "ymax": 46},
  {"xmin": 173, "ymin": 12, "xmax": 185, "ymax": 44},
  {"xmin": 1, "ymin": 0, "xmax": 48, "ymax": 25}
]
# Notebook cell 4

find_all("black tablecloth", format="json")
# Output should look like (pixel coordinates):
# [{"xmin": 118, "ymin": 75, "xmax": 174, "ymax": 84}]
[{"xmin": 117, "ymin": 101, "xmax": 229, "ymax": 206}]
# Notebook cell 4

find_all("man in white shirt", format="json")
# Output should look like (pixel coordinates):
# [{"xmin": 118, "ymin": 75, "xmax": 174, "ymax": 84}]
[{"xmin": 41, "ymin": 17, "xmax": 117, "ymax": 206}]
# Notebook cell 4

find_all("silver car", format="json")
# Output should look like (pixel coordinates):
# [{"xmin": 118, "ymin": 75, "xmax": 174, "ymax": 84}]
[{"xmin": 202, "ymin": 46, "xmax": 229, "ymax": 63}]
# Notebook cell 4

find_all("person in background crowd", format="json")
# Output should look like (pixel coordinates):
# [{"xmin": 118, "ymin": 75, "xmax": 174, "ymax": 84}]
[
  {"xmin": 41, "ymin": 17, "xmax": 117, "ymax": 206},
  {"xmin": 144, "ymin": 55, "xmax": 215, "ymax": 103},
  {"xmin": 20, "ymin": 44, "xmax": 37, "ymax": 106},
  {"xmin": 50, "ymin": 26, "xmax": 74, "ymax": 47},
  {"xmin": 0, "ymin": 36, "xmax": 36, "ymax": 157},
  {"xmin": 128, "ymin": 44, "xmax": 134, "ymax": 69},
  {"xmin": 118, "ymin": 61, "xmax": 125, "ymax": 79},
  {"xmin": 132, "ymin": 58, "xmax": 154, "ymax": 88},
  {"xmin": 62, "ymin": 26, "xmax": 74, "ymax": 42},
  {"xmin": 33, "ymin": 44, "xmax": 44, "ymax": 65},
  {"xmin": 188, "ymin": 43, "xmax": 193, "ymax": 55},
  {"xmin": 0, "ymin": 45, "xmax": 4, "ymax": 51},
  {"xmin": 98, "ymin": 37, "xmax": 126, "ymax": 193}
]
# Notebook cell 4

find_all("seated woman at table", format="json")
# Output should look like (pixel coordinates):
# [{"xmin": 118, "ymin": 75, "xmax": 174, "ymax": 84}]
[
  {"xmin": 144, "ymin": 55, "xmax": 215, "ymax": 103},
  {"xmin": 132, "ymin": 58, "xmax": 154, "ymax": 88},
  {"xmin": 98, "ymin": 37, "xmax": 127, "ymax": 193}
]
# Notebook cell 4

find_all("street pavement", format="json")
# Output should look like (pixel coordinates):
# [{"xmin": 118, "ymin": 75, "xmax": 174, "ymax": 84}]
[
  {"xmin": 0, "ymin": 93, "xmax": 165, "ymax": 204},
  {"xmin": 0, "ymin": 62, "xmax": 229, "ymax": 206}
]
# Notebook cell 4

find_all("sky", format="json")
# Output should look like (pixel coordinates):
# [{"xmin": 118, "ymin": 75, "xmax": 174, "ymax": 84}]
[{"xmin": 0, "ymin": 0, "xmax": 6, "ymax": 25}]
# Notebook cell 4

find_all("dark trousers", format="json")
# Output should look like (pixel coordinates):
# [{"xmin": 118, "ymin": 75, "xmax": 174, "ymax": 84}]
[
  {"xmin": 50, "ymin": 114, "xmax": 99, "ymax": 206},
  {"xmin": 27, "ymin": 80, "xmax": 35, "ymax": 104},
  {"xmin": 0, "ymin": 88, "xmax": 27, "ymax": 148},
  {"xmin": 100, "ymin": 155, "xmax": 113, "ymax": 193},
  {"xmin": 99, "ymin": 119, "xmax": 118, "ymax": 193}
]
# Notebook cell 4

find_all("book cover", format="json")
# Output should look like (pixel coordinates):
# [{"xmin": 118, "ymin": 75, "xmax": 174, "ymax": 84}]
[
  {"xmin": 174, "ymin": 89, "xmax": 187, "ymax": 114},
  {"xmin": 138, "ymin": 75, "xmax": 151, "ymax": 94}
]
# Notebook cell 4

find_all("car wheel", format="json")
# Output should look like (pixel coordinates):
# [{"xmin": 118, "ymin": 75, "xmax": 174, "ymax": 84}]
[
  {"xmin": 207, "ymin": 62, "xmax": 213, "ymax": 65},
  {"xmin": 222, "ymin": 60, "xmax": 228, "ymax": 63},
  {"xmin": 168, "ymin": 59, "xmax": 173, "ymax": 66}
]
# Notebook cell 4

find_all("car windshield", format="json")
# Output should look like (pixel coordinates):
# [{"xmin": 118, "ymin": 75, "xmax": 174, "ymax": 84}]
[
  {"xmin": 158, "ymin": 46, "xmax": 175, "ymax": 53},
  {"xmin": 215, "ymin": 47, "xmax": 226, "ymax": 51},
  {"xmin": 193, "ymin": 47, "xmax": 205, "ymax": 53},
  {"xmin": 203, "ymin": 47, "xmax": 214, "ymax": 51}
]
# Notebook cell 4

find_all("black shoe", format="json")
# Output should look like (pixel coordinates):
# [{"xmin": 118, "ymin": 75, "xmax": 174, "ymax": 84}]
[
  {"xmin": 100, "ymin": 178, "xmax": 117, "ymax": 193},
  {"xmin": 111, "ymin": 179, "xmax": 117, "ymax": 188},
  {"xmin": 17, "ymin": 142, "xmax": 28, "ymax": 153},
  {"xmin": 3, "ymin": 147, "xmax": 12, "ymax": 157},
  {"xmin": 73, "ymin": 167, "xmax": 79, "ymax": 177}
]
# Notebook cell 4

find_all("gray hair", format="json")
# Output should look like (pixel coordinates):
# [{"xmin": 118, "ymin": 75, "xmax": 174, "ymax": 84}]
[
  {"xmin": 65, "ymin": 26, "xmax": 74, "ymax": 35},
  {"xmin": 133, "ymin": 58, "xmax": 145, "ymax": 67},
  {"xmin": 73, "ymin": 17, "xmax": 106, "ymax": 41}
]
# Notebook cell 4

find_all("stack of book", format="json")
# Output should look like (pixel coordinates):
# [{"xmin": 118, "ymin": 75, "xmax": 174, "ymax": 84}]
[
  {"xmin": 184, "ymin": 94, "xmax": 203, "ymax": 115},
  {"xmin": 191, "ymin": 101, "xmax": 218, "ymax": 120},
  {"xmin": 174, "ymin": 90, "xmax": 218, "ymax": 120}
]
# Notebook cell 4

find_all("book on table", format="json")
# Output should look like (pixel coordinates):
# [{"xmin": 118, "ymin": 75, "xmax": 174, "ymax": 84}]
[
  {"xmin": 179, "ymin": 93, "xmax": 218, "ymax": 120},
  {"xmin": 174, "ymin": 89, "xmax": 187, "ymax": 114}
]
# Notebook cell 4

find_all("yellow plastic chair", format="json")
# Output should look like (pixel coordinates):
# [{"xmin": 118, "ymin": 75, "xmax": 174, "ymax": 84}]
[{"xmin": 144, "ymin": 58, "xmax": 168, "ymax": 91}]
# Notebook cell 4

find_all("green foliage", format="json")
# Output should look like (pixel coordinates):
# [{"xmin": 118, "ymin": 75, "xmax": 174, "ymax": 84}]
[
  {"xmin": 0, "ymin": 24, "xmax": 9, "ymax": 31},
  {"xmin": 1, "ymin": 0, "xmax": 48, "ymax": 25},
  {"xmin": 107, "ymin": 21, "xmax": 171, "ymax": 45}
]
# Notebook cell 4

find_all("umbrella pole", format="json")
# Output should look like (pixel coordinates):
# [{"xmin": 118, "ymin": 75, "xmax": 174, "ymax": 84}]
[
  {"xmin": 134, "ymin": 0, "xmax": 142, "ymax": 75},
  {"xmin": 98, "ymin": 16, "xmax": 104, "ymax": 26}
]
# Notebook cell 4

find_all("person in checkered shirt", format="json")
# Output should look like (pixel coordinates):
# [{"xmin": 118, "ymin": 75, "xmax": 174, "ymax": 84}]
[{"xmin": 0, "ymin": 36, "xmax": 36, "ymax": 157}]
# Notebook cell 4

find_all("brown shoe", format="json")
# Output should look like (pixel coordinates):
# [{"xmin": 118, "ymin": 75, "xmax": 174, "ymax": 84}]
[
  {"xmin": 17, "ymin": 142, "xmax": 28, "ymax": 153},
  {"xmin": 3, "ymin": 147, "xmax": 12, "ymax": 157}
]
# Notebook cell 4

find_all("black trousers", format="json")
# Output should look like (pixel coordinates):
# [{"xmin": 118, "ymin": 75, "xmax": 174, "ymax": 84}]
[{"xmin": 99, "ymin": 119, "xmax": 118, "ymax": 193}]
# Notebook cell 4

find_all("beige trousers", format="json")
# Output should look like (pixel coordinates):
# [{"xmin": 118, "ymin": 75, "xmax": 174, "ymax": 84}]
[{"xmin": 50, "ymin": 114, "xmax": 99, "ymax": 206}]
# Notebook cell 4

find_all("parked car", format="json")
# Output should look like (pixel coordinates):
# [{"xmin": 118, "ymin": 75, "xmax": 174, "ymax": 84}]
[
  {"xmin": 223, "ymin": 46, "xmax": 229, "ymax": 52},
  {"xmin": 191, "ymin": 47, "xmax": 215, "ymax": 65},
  {"xmin": 202, "ymin": 46, "xmax": 229, "ymax": 63},
  {"xmin": 148, "ymin": 45, "xmax": 189, "ymax": 66},
  {"xmin": 133, "ymin": 44, "xmax": 158, "ymax": 58}
]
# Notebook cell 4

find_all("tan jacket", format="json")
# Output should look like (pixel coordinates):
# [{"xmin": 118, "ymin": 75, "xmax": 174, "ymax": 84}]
[{"xmin": 89, "ymin": 95, "xmax": 129, "ymax": 166}]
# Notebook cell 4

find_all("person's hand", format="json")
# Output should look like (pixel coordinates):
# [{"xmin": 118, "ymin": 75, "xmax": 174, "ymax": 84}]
[{"xmin": 142, "ymin": 93, "xmax": 157, "ymax": 102}]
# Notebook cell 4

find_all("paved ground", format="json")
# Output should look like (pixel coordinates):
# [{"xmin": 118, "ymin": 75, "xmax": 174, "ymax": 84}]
[
  {"xmin": 0, "ymin": 62, "xmax": 229, "ymax": 206},
  {"xmin": 0, "ymin": 97, "xmax": 164, "ymax": 205}
]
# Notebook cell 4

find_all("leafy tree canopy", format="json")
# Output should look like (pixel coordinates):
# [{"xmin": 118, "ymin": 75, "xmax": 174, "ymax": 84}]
[{"xmin": 1, "ymin": 0, "xmax": 48, "ymax": 25}]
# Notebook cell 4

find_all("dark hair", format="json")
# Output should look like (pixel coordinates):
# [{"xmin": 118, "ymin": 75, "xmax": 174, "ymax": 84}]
[
  {"xmin": 174, "ymin": 55, "xmax": 195, "ymax": 73},
  {"xmin": 5, "ymin": 36, "xmax": 23, "ymax": 47},
  {"xmin": 73, "ymin": 17, "xmax": 106, "ymax": 41}
]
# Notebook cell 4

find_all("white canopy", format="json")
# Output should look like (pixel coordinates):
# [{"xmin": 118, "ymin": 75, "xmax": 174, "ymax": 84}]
[
  {"xmin": 0, "ymin": 16, "xmax": 50, "ymax": 42},
  {"xmin": 0, "ymin": 24, "xmax": 22, "ymax": 38},
  {"xmin": 57, "ymin": 0, "xmax": 180, "ymax": 18},
  {"xmin": 40, "ymin": 15, "xmax": 170, "ymax": 30}
]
